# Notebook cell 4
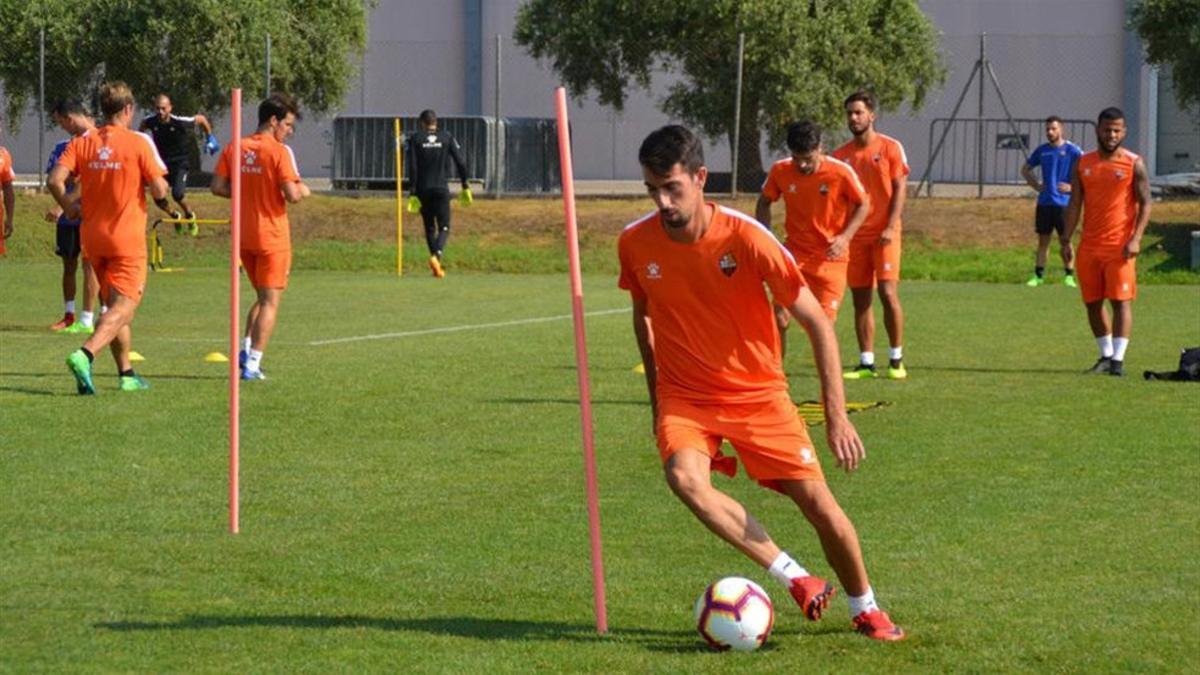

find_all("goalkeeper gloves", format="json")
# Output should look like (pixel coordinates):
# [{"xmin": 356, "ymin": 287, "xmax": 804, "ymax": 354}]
[
  {"xmin": 406, "ymin": 195, "xmax": 422, "ymax": 213},
  {"xmin": 203, "ymin": 134, "xmax": 221, "ymax": 155},
  {"xmin": 458, "ymin": 187, "xmax": 473, "ymax": 207}
]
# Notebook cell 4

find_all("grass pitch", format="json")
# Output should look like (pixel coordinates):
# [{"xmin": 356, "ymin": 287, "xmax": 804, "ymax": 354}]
[{"xmin": 2, "ymin": 262, "xmax": 1198, "ymax": 672}]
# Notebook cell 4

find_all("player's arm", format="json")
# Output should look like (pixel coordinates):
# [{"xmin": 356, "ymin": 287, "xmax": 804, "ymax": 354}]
[
  {"xmin": 448, "ymin": 137, "xmax": 469, "ymax": 189},
  {"xmin": 211, "ymin": 175, "xmax": 230, "ymax": 198},
  {"xmin": 786, "ymin": 287, "xmax": 865, "ymax": 472},
  {"xmin": 193, "ymin": 114, "xmax": 213, "ymax": 136},
  {"xmin": 755, "ymin": 194, "xmax": 773, "ymax": 229},
  {"xmin": 828, "ymin": 194, "xmax": 870, "ymax": 260},
  {"xmin": 1020, "ymin": 162, "xmax": 1042, "ymax": 193},
  {"xmin": 47, "ymin": 165, "xmax": 75, "ymax": 214},
  {"xmin": 880, "ymin": 176, "xmax": 906, "ymax": 245},
  {"xmin": 1125, "ymin": 158, "xmax": 1153, "ymax": 259},
  {"xmin": 631, "ymin": 296, "xmax": 658, "ymax": 434},
  {"xmin": 281, "ymin": 179, "xmax": 309, "ymax": 203},
  {"xmin": 1061, "ymin": 165, "xmax": 1083, "ymax": 252}
]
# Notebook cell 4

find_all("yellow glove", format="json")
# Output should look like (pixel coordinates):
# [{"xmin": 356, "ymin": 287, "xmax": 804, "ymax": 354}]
[
  {"xmin": 458, "ymin": 187, "xmax": 473, "ymax": 207},
  {"xmin": 406, "ymin": 195, "xmax": 421, "ymax": 213}
]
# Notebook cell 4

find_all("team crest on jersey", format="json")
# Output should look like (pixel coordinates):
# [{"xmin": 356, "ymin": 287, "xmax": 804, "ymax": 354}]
[
  {"xmin": 97, "ymin": 146, "xmax": 113, "ymax": 161},
  {"xmin": 873, "ymin": 153, "xmax": 882, "ymax": 162},
  {"xmin": 800, "ymin": 447, "xmax": 816, "ymax": 464},
  {"xmin": 244, "ymin": 149, "xmax": 257, "ymax": 165},
  {"xmin": 819, "ymin": 183, "xmax": 829, "ymax": 195},
  {"xmin": 788, "ymin": 183, "xmax": 797, "ymax": 193},
  {"xmin": 1083, "ymin": 168, "xmax": 1092, "ymax": 176},
  {"xmin": 646, "ymin": 262, "xmax": 662, "ymax": 280},
  {"xmin": 718, "ymin": 252, "xmax": 737, "ymax": 277},
  {"xmin": 1114, "ymin": 170, "xmax": 1126, "ymax": 179}
]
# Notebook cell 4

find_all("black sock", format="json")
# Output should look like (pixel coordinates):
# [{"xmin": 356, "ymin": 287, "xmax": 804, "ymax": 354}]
[
  {"xmin": 81, "ymin": 347, "xmax": 94, "ymax": 363},
  {"xmin": 119, "ymin": 369, "xmax": 135, "ymax": 377},
  {"xmin": 890, "ymin": 358, "xmax": 902, "ymax": 368},
  {"xmin": 1035, "ymin": 266, "xmax": 1045, "ymax": 278},
  {"xmin": 1065, "ymin": 268, "xmax": 1074, "ymax": 275}
]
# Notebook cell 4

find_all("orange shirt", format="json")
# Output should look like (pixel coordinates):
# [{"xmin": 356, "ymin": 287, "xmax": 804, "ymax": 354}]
[
  {"xmin": 761, "ymin": 156, "xmax": 866, "ymax": 261},
  {"xmin": 1076, "ymin": 148, "xmax": 1139, "ymax": 250},
  {"xmin": 215, "ymin": 132, "xmax": 301, "ymax": 252},
  {"xmin": 0, "ymin": 147, "xmax": 13, "ymax": 224},
  {"xmin": 618, "ymin": 204, "xmax": 804, "ymax": 404},
  {"xmin": 831, "ymin": 133, "xmax": 909, "ymax": 239},
  {"xmin": 55, "ymin": 126, "xmax": 167, "ymax": 258}
]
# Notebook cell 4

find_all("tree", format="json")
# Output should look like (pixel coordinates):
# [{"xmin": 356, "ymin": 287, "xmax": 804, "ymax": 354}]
[
  {"xmin": 0, "ymin": 0, "xmax": 370, "ymax": 130},
  {"xmin": 515, "ymin": 0, "xmax": 945, "ymax": 189},
  {"xmin": 1129, "ymin": 0, "xmax": 1200, "ymax": 113}
]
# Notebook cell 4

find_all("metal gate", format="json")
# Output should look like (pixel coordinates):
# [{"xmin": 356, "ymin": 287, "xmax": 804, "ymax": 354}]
[{"xmin": 924, "ymin": 117, "xmax": 1096, "ymax": 189}]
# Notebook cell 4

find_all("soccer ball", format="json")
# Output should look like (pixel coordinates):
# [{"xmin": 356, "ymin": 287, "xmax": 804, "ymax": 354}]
[{"xmin": 693, "ymin": 576, "xmax": 775, "ymax": 651}]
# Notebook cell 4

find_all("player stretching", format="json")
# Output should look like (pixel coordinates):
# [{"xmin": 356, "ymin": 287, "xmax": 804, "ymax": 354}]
[
  {"xmin": 622, "ymin": 125, "xmax": 904, "ymax": 641},
  {"xmin": 832, "ymin": 91, "xmax": 911, "ymax": 380},
  {"xmin": 757, "ymin": 121, "xmax": 869, "ymax": 356},
  {"xmin": 46, "ymin": 99, "xmax": 100, "ymax": 334},
  {"xmin": 407, "ymin": 109, "xmax": 470, "ymax": 277},
  {"xmin": 1063, "ymin": 107, "xmax": 1151, "ymax": 377},
  {"xmin": 139, "ymin": 92, "xmax": 220, "ymax": 235},
  {"xmin": 1020, "ymin": 116, "xmax": 1082, "ymax": 287},
  {"xmin": 212, "ymin": 93, "xmax": 310, "ymax": 381},
  {"xmin": 49, "ymin": 81, "xmax": 173, "ymax": 394}
]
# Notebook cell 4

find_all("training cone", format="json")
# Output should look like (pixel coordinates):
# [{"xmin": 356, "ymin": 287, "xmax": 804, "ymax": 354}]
[
  {"xmin": 632, "ymin": 363, "xmax": 645, "ymax": 374},
  {"xmin": 204, "ymin": 352, "xmax": 230, "ymax": 363},
  {"xmin": 128, "ymin": 351, "xmax": 146, "ymax": 362}
]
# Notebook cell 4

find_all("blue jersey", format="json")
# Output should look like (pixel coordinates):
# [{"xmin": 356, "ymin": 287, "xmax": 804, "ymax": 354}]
[
  {"xmin": 46, "ymin": 139, "xmax": 81, "ymax": 227},
  {"xmin": 1026, "ymin": 141, "xmax": 1082, "ymax": 207}
]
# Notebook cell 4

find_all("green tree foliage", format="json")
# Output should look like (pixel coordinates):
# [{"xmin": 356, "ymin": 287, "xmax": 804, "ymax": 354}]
[
  {"xmin": 1128, "ymin": 0, "xmax": 1200, "ymax": 112},
  {"xmin": 515, "ymin": 0, "xmax": 945, "ymax": 186},
  {"xmin": 0, "ymin": 0, "xmax": 369, "ymax": 129}
]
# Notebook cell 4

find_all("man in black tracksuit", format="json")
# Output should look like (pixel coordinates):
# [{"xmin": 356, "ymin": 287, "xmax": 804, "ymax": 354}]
[
  {"xmin": 139, "ymin": 92, "xmax": 219, "ymax": 235},
  {"xmin": 408, "ymin": 109, "xmax": 469, "ymax": 277}
]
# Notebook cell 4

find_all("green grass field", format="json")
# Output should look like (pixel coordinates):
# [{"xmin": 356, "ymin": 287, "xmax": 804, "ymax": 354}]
[{"xmin": 2, "ymin": 259, "xmax": 1198, "ymax": 672}]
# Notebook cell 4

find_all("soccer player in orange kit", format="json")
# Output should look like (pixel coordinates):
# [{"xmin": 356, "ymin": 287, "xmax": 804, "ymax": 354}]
[{"xmin": 620, "ymin": 125, "xmax": 903, "ymax": 641}]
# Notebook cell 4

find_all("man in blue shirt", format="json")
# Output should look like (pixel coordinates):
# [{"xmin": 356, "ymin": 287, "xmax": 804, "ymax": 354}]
[
  {"xmin": 44, "ymin": 99, "xmax": 99, "ymax": 334},
  {"xmin": 1020, "ymin": 116, "xmax": 1082, "ymax": 287}
]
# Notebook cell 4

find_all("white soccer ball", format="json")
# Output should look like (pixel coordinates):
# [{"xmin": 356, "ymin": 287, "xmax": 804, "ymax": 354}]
[{"xmin": 693, "ymin": 576, "xmax": 775, "ymax": 652}]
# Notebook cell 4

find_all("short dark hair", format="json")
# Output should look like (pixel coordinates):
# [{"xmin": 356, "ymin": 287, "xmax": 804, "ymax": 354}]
[
  {"xmin": 1098, "ymin": 107, "xmax": 1124, "ymax": 124},
  {"xmin": 844, "ymin": 90, "xmax": 876, "ymax": 112},
  {"xmin": 419, "ymin": 109, "xmax": 437, "ymax": 126},
  {"xmin": 1045, "ymin": 115, "xmax": 1064, "ymax": 126},
  {"xmin": 52, "ymin": 98, "xmax": 89, "ymax": 118},
  {"xmin": 638, "ymin": 125, "xmax": 705, "ymax": 176},
  {"xmin": 98, "ymin": 81, "xmax": 134, "ymax": 118},
  {"xmin": 155, "ymin": 93, "xmax": 171, "ymax": 105},
  {"xmin": 786, "ymin": 120, "xmax": 822, "ymax": 153},
  {"xmin": 258, "ymin": 93, "xmax": 300, "ymax": 126}
]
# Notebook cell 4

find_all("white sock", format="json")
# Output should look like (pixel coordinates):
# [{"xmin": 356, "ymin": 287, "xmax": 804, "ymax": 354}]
[
  {"xmin": 767, "ymin": 552, "xmax": 809, "ymax": 586},
  {"xmin": 860, "ymin": 351, "xmax": 875, "ymax": 367},
  {"xmin": 1112, "ymin": 337, "xmax": 1129, "ymax": 361},
  {"xmin": 79, "ymin": 311, "xmax": 95, "ymax": 327},
  {"xmin": 848, "ymin": 586, "xmax": 879, "ymax": 618},
  {"xmin": 889, "ymin": 346, "xmax": 903, "ymax": 361},
  {"xmin": 246, "ymin": 349, "xmax": 264, "ymax": 372},
  {"xmin": 65, "ymin": 300, "xmax": 76, "ymax": 314},
  {"xmin": 243, "ymin": 336, "xmax": 252, "ymax": 353},
  {"xmin": 1096, "ymin": 335, "xmax": 1114, "ymax": 359}
]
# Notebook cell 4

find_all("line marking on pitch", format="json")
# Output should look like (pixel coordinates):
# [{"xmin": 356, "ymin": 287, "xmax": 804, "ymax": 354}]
[{"xmin": 308, "ymin": 307, "xmax": 630, "ymax": 346}]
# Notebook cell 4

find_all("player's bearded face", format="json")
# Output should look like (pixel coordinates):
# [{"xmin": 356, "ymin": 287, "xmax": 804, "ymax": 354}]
[
  {"xmin": 644, "ymin": 163, "xmax": 706, "ymax": 229},
  {"xmin": 1045, "ymin": 122, "xmax": 1061, "ymax": 143},
  {"xmin": 1096, "ymin": 119, "xmax": 1125, "ymax": 153},
  {"xmin": 845, "ymin": 102, "xmax": 873, "ymax": 136}
]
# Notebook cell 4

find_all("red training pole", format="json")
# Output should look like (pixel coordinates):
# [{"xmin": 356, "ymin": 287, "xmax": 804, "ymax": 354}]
[
  {"xmin": 229, "ymin": 89, "xmax": 242, "ymax": 534},
  {"xmin": 555, "ymin": 86, "xmax": 607, "ymax": 634}
]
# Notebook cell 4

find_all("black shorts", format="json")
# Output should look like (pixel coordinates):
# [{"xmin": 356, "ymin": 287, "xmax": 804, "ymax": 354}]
[
  {"xmin": 55, "ymin": 223, "xmax": 81, "ymax": 258},
  {"xmin": 1035, "ymin": 205, "xmax": 1066, "ymax": 236},
  {"xmin": 165, "ymin": 159, "xmax": 189, "ymax": 202}
]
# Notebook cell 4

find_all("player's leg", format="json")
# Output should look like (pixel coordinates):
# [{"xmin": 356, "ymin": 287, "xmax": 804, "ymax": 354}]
[
  {"xmin": 418, "ymin": 191, "xmax": 444, "ymax": 277},
  {"xmin": 1028, "ymin": 206, "xmax": 1052, "ymax": 285},
  {"xmin": 243, "ymin": 251, "xmax": 289, "ymax": 379},
  {"xmin": 1054, "ymin": 209, "xmax": 1076, "ymax": 287},
  {"xmin": 1109, "ymin": 299, "xmax": 1132, "ymax": 376},
  {"xmin": 1104, "ymin": 257, "xmax": 1136, "ymax": 376},
  {"xmin": 846, "ymin": 288, "xmax": 877, "ymax": 377},
  {"xmin": 434, "ymin": 194, "xmax": 451, "ymax": 259},
  {"xmin": 878, "ymin": 279, "xmax": 905, "ymax": 377},
  {"xmin": 53, "ymin": 253, "xmax": 78, "ymax": 331},
  {"xmin": 79, "ymin": 258, "xmax": 99, "ymax": 331},
  {"xmin": 1085, "ymin": 299, "xmax": 1113, "ymax": 373}
]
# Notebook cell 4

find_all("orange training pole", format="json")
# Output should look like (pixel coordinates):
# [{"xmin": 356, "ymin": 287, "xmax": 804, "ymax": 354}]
[
  {"xmin": 229, "ymin": 89, "xmax": 242, "ymax": 533},
  {"xmin": 555, "ymin": 86, "xmax": 607, "ymax": 634}
]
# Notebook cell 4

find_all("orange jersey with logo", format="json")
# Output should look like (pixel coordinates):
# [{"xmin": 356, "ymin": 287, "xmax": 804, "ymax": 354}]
[
  {"xmin": 0, "ymin": 147, "xmax": 13, "ymax": 223},
  {"xmin": 761, "ymin": 156, "xmax": 866, "ymax": 261},
  {"xmin": 215, "ymin": 132, "xmax": 301, "ymax": 252},
  {"xmin": 55, "ymin": 126, "xmax": 166, "ymax": 258},
  {"xmin": 618, "ymin": 204, "xmax": 804, "ymax": 404},
  {"xmin": 1076, "ymin": 148, "xmax": 1139, "ymax": 250},
  {"xmin": 831, "ymin": 134, "xmax": 908, "ymax": 239}
]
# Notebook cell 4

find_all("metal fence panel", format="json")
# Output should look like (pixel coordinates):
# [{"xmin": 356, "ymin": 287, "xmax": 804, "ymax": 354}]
[
  {"xmin": 925, "ymin": 117, "xmax": 1097, "ymax": 186},
  {"xmin": 332, "ymin": 115, "xmax": 493, "ymax": 189}
]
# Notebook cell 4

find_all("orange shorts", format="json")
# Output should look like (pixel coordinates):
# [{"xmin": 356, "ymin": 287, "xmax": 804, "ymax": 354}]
[
  {"xmin": 91, "ymin": 254, "xmax": 147, "ymax": 302},
  {"xmin": 795, "ymin": 257, "xmax": 848, "ymax": 321},
  {"xmin": 1076, "ymin": 247, "xmax": 1136, "ymax": 304},
  {"xmin": 848, "ymin": 236, "xmax": 901, "ymax": 289},
  {"xmin": 657, "ymin": 395, "xmax": 824, "ymax": 492},
  {"xmin": 241, "ymin": 249, "xmax": 292, "ymax": 290}
]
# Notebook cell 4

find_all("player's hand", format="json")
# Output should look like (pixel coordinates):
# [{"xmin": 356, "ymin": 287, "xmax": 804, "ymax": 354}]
[
  {"xmin": 45, "ymin": 206, "xmax": 63, "ymax": 223},
  {"xmin": 458, "ymin": 187, "xmax": 473, "ymax": 207},
  {"xmin": 1123, "ymin": 238, "xmax": 1141, "ymax": 259},
  {"xmin": 879, "ymin": 225, "xmax": 897, "ymax": 246},
  {"xmin": 1057, "ymin": 182, "xmax": 1072, "ymax": 194},
  {"xmin": 825, "ymin": 413, "xmax": 865, "ymax": 473},
  {"xmin": 203, "ymin": 134, "xmax": 221, "ymax": 156},
  {"xmin": 826, "ymin": 235, "xmax": 849, "ymax": 260},
  {"xmin": 1061, "ymin": 242, "xmax": 1074, "ymax": 265},
  {"xmin": 64, "ymin": 203, "xmax": 82, "ymax": 222},
  {"xmin": 406, "ymin": 195, "xmax": 421, "ymax": 213}
]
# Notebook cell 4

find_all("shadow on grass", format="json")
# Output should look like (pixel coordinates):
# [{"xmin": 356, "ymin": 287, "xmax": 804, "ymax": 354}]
[
  {"xmin": 915, "ymin": 364, "xmax": 1084, "ymax": 375},
  {"xmin": 96, "ymin": 614, "xmax": 703, "ymax": 649},
  {"xmin": 0, "ymin": 385, "xmax": 60, "ymax": 396}
]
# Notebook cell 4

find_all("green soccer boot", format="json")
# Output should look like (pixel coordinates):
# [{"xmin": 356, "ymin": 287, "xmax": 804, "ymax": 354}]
[{"xmin": 66, "ymin": 349, "xmax": 95, "ymax": 395}]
